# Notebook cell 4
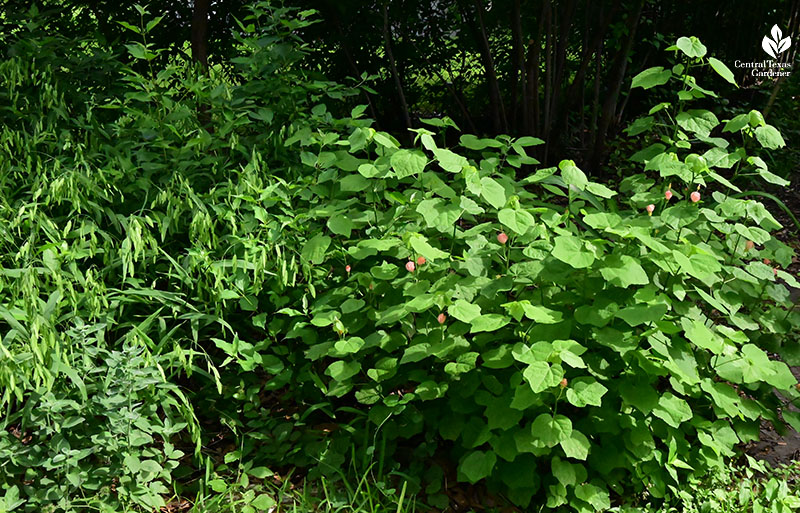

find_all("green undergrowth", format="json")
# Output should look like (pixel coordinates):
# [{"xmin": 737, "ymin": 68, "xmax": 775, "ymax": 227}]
[{"xmin": 1, "ymin": 3, "xmax": 799, "ymax": 513}]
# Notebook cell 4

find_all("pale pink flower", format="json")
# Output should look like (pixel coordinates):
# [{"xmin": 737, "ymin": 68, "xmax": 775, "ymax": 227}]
[
  {"xmin": 665, "ymin": 190, "xmax": 673, "ymax": 201},
  {"xmin": 416, "ymin": 256, "xmax": 426, "ymax": 265},
  {"xmin": 345, "ymin": 265, "xmax": 351, "ymax": 273},
  {"xmin": 559, "ymin": 378, "xmax": 568, "ymax": 388},
  {"xmin": 646, "ymin": 204, "xmax": 655, "ymax": 215},
  {"xmin": 497, "ymin": 232, "xmax": 508, "ymax": 244},
  {"xmin": 437, "ymin": 313, "xmax": 446, "ymax": 324},
  {"xmin": 690, "ymin": 191, "xmax": 701, "ymax": 203},
  {"xmin": 405, "ymin": 261, "xmax": 416, "ymax": 272}
]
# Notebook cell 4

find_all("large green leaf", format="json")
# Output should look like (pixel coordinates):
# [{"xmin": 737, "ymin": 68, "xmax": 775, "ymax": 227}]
[
  {"xmin": 480, "ymin": 177, "xmax": 507, "ymax": 209},
  {"xmin": 565, "ymin": 378, "xmax": 607, "ymax": 408},
  {"xmin": 409, "ymin": 235, "xmax": 449, "ymax": 261},
  {"xmin": 433, "ymin": 148, "xmax": 467, "ymax": 173},
  {"xmin": 301, "ymin": 235, "xmax": 331, "ymax": 265},
  {"xmin": 631, "ymin": 66, "xmax": 672, "ymax": 89},
  {"xmin": 652, "ymin": 392, "xmax": 692, "ymax": 428},
  {"xmin": 390, "ymin": 149, "xmax": 427, "ymax": 178},
  {"xmin": 498, "ymin": 208, "xmax": 534, "ymax": 235},
  {"xmin": 469, "ymin": 314, "xmax": 510, "ymax": 333},
  {"xmin": 523, "ymin": 362, "xmax": 563, "ymax": 393},
  {"xmin": 599, "ymin": 254, "xmax": 648, "ymax": 287},
  {"xmin": 531, "ymin": 413, "xmax": 572, "ymax": 447},
  {"xmin": 754, "ymin": 125, "xmax": 786, "ymax": 149},
  {"xmin": 560, "ymin": 430, "xmax": 591, "ymax": 460},
  {"xmin": 708, "ymin": 57, "xmax": 736, "ymax": 86},
  {"xmin": 675, "ymin": 36, "xmax": 707, "ymax": 58},
  {"xmin": 325, "ymin": 360, "xmax": 361, "ymax": 381},
  {"xmin": 676, "ymin": 109, "xmax": 719, "ymax": 137},
  {"xmin": 552, "ymin": 236, "xmax": 595, "ymax": 268},
  {"xmin": 448, "ymin": 299, "xmax": 481, "ymax": 323},
  {"xmin": 458, "ymin": 451, "xmax": 497, "ymax": 484},
  {"xmin": 681, "ymin": 318, "xmax": 724, "ymax": 354}
]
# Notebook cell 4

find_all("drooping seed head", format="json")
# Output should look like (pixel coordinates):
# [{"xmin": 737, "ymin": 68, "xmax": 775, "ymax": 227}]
[
  {"xmin": 497, "ymin": 232, "xmax": 508, "ymax": 244},
  {"xmin": 416, "ymin": 256, "xmax": 426, "ymax": 265},
  {"xmin": 690, "ymin": 191, "xmax": 701, "ymax": 203},
  {"xmin": 646, "ymin": 204, "xmax": 655, "ymax": 215},
  {"xmin": 665, "ymin": 190, "xmax": 673, "ymax": 201},
  {"xmin": 405, "ymin": 261, "xmax": 416, "ymax": 272},
  {"xmin": 437, "ymin": 313, "xmax": 446, "ymax": 324}
]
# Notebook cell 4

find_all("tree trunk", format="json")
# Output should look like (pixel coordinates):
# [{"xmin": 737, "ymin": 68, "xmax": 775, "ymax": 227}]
[
  {"xmin": 526, "ymin": 1, "xmax": 548, "ymax": 136},
  {"xmin": 509, "ymin": 0, "xmax": 526, "ymax": 132},
  {"xmin": 191, "ymin": 0, "xmax": 211, "ymax": 67},
  {"xmin": 382, "ymin": 4, "xmax": 412, "ymax": 130},
  {"xmin": 590, "ymin": 0, "xmax": 644, "ymax": 172},
  {"xmin": 461, "ymin": 0, "xmax": 507, "ymax": 133}
]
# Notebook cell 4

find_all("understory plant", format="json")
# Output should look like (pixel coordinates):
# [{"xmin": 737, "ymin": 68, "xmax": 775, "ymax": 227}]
[{"xmin": 0, "ymin": 4, "xmax": 798, "ymax": 512}]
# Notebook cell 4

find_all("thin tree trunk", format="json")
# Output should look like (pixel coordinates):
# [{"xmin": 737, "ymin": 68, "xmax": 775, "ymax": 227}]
[
  {"xmin": 589, "ymin": 36, "xmax": 602, "ymax": 155},
  {"xmin": 191, "ymin": 0, "xmax": 211, "ymax": 67},
  {"xmin": 510, "ymin": 0, "xmax": 526, "ymax": 132},
  {"xmin": 542, "ymin": 3, "xmax": 553, "ymax": 161},
  {"xmin": 590, "ymin": 0, "xmax": 644, "ymax": 171},
  {"xmin": 410, "ymin": 40, "xmax": 478, "ymax": 132},
  {"xmin": 382, "ymin": 4, "xmax": 412, "ymax": 130},
  {"xmin": 325, "ymin": 1, "xmax": 380, "ymax": 125},
  {"xmin": 461, "ymin": 0, "xmax": 507, "ymax": 132},
  {"xmin": 526, "ymin": 1, "xmax": 548, "ymax": 135}
]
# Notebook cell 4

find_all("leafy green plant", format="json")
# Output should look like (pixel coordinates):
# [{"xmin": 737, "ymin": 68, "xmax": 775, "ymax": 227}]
[
  {"xmin": 253, "ymin": 35, "xmax": 800, "ymax": 510},
  {"xmin": 613, "ymin": 457, "xmax": 800, "ymax": 513}
]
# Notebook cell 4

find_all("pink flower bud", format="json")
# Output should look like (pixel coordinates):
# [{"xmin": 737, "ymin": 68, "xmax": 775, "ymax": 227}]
[
  {"xmin": 646, "ymin": 204, "xmax": 655, "ymax": 215},
  {"xmin": 690, "ymin": 191, "xmax": 701, "ymax": 203},
  {"xmin": 497, "ymin": 232, "xmax": 508, "ymax": 244},
  {"xmin": 559, "ymin": 378, "xmax": 568, "ymax": 388},
  {"xmin": 764, "ymin": 258, "xmax": 771, "ymax": 265},
  {"xmin": 405, "ymin": 261, "xmax": 416, "ymax": 272},
  {"xmin": 774, "ymin": 267, "xmax": 778, "ymax": 276},
  {"xmin": 665, "ymin": 190, "xmax": 673, "ymax": 201},
  {"xmin": 345, "ymin": 265, "xmax": 351, "ymax": 273},
  {"xmin": 745, "ymin": 240, "xmax": 754, "ymax": 251},
  {"xmin": 437, "ymin": 313, "xmax": 446, "ymax": 324},
  {"xmin": 416, "ymin": 256, "xmax": 426, "ymax": 265}
]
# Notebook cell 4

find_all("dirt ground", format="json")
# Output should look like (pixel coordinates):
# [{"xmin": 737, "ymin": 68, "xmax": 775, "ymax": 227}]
[{"xmin": 743, "ymin": 182, "xmax": 800, "ymax": 466}]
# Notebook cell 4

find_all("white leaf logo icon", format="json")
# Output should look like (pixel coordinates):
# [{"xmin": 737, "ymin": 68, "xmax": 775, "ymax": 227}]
[{"xmin": 762, "ymin": 24, "xmax": 792, "ymax": 58}]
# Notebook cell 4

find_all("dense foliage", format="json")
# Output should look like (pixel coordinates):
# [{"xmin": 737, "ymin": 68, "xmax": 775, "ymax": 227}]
[{"xmin": 0, "ymin": 3, "xmax": 798, "ymax": 512}]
